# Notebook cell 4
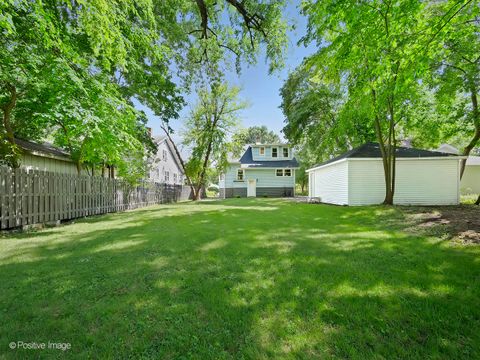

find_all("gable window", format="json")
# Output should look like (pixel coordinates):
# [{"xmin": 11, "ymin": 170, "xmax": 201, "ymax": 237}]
[
  {"xmin": 165, "ymin": 171, "xmax": 170, "ymax": 182},
  {"xmin": 259, "ymin": 147, "xmax": 265, "ymax": 155},
  {"xmin": 237, "ymin": 169, "xmax": 244, "ymax": 181},
  {"xmin": 173, "ymin": 173, "xmax": 177, "ymax": 183},
  {"xmin": 284, "ymin": 169, "xmax": 291, "ymax": 177},
  {"xmin": 283, "ymin": 148, "xmax": 289, "ymax": 157},
  {"xmin": 162, "ymin": 149, "xmax": 167, "ymax": 161},
  {"xmin": 272, "ymin": 147, "xmax": 278, "ymax": 158},
  {"xmin": 276, "ymin": 169, "xmax": 283, "ymax": 176}
]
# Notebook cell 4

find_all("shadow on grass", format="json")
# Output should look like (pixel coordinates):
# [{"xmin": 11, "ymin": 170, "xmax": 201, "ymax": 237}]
[{"xmin": 0, "ymin": 199, "xmax": 479, "ymax": 359}]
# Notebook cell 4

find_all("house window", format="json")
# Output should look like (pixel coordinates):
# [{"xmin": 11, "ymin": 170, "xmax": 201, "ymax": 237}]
[
  {"xmin": 276, "ymin": 169, "xmax": 283, "ymax": 176},
  {"xmin": 162, "ymin": 149, "xmax": 167, "ymax": 161},
  {"xmin": 284, "ymin": 169, "xmax": 291, "ymax": 177},
  {"xmin": 165, "ymin": 171, "xmax": 170, "ymax": 182},
  {"xmin": 237, "ymin": 169, "xmax": 244, "ymax": 181},
  {"xmin": 272, "ymin": 147, "xmax": 278, "ymax": 158},
  {"xmin": 173, "ymin": 173, "xmax": 177, "ymax": 183},
  {"xmin": 260, "ymin": 147, "xmax": 265, "ymax": 155},
  {"xmin": 283, "ymin": 148, "xmax": 289, "ymax": 157}
]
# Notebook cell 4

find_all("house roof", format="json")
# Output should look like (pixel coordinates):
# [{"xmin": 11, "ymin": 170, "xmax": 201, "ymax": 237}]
[
  {"xmin": 310, "ymin": 142, "xmax": 461, "ymax": 169},
  {"xmin": 238, "ymin": 146, "xmax": 299, "ymax": 168},
  {"xmin": 436, "ymin": 144, "xmax": 480, "ymax": 165},
  {"xmin": 14, "ymin": 138, "xmax": 71, "ymax": 160}
]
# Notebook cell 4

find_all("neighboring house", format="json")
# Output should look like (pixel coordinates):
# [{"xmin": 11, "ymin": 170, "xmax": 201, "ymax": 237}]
[
  {"xmin": 307, "ymin": 142, "xmax": 464, "ymax": 206},
  {"xmin": 14, "ymin": 138, "xmax": 87, "ymax": 175},
  {"xmin": 148, "ymin": 136, "xmax": 185, "ymax": 185},
  {"xmin": 436, "ymin": 144, "xmax": 480, "ymax": 195},
  {"xmin": 219, "ymin": 144, "xmax": 299, "ymax": 198}
]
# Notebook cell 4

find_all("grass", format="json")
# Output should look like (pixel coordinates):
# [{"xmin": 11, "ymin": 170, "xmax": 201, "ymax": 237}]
[{"xmin": 1, "ymin": 198, "xmax": 479, "ymax": 359}]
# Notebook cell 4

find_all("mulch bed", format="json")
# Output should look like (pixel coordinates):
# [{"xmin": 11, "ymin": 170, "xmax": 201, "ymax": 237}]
[{"xmin": 403, "ymin": 205, "xmax": 480, "ymax": 244}]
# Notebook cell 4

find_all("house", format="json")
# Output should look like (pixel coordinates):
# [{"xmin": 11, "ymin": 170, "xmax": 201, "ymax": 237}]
[
  {"xmin": 436, "ymin": 144, "xmax": 480, "ymax": 195},
  {"xmin": 148, "ymin": 136, "xmax": 185, "ymax": 185},
  {"xmin": 307, "ymin": 142, "xmax": 464, "ymax": 206},
  {"xmin": 14, "ymin": 138, "xmax": 87, "ymax": 175},
  {"xmin": 219, "ymin": 144, "xmax": 299, "ymax": 198}
]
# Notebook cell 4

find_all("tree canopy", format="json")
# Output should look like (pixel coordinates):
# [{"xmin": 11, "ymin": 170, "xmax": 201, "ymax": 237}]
[
  {"xmin": 0, "ymin": 0, "xmax": 289, "ymax": 179},
  {"xmin": 282, "ymin": 0, "xmax": 478, "ymax": 204}
]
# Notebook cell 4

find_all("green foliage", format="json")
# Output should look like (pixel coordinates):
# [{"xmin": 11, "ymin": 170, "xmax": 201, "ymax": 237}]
[
  {"xmin": 183, "ymin": 82, "xmax": 246, "ymax": 198},
  {"xmin": 0, "ymin": 0, "xmax": 289, "ymax": 179},
  {"xmin": 231, "ymin": 125, "xmax": 281, "ymax": 157}
]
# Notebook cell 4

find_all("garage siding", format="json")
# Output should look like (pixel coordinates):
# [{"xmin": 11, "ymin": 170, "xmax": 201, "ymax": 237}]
[
  {"xmin": 309, "ymin": 160, "xmax": 349, "ymax": 205},
  {"xmin": 461, "ymin": 166, "xmax": 480, "ymax": 194},
  {"xmin": 348, "ymin": 159, "xmax": 460, "ymax": 205}
]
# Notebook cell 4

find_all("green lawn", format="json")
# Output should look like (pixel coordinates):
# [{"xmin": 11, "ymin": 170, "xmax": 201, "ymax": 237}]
[{"xmin": 1, "ymin": 199, "xmax": 479, "ymax": 359}]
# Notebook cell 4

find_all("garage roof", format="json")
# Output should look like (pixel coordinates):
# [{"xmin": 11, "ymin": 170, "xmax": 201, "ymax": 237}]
[
  {"xmin": 311, "ymin": 142, "xmax": 461, "ymax": 169},
  {"xmin": 14, "ymin": 138, "xmax": 71, "ymax": 160}
]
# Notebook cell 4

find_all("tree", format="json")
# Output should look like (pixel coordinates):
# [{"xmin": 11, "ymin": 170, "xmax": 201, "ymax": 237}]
[
  {"xmin": 231, "ymin": 126, "xmax": 281, "ymax": 156},
  {"xmin": 183, "ymin": 83, "xmax": 246, "ymax": 200},
  {"xmin": 1, "ymin": 0, "xmax": 289, "ymax": 180},
  {"xmin": 299, "ymin": 0, "xmax": 469, "ymax": 204},
  {"xmin": 426, "ymin": 2, "xmax": 479, "ymax": 177},
  {"xmin": 281, "ymin": 65, "xmax": 376, "ymax": 160}
]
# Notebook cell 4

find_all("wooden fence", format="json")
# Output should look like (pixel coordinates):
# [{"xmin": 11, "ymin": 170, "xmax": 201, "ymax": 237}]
[{"xmin": 0, "ymin": 167, "xmax": 192, "ymax": 230}]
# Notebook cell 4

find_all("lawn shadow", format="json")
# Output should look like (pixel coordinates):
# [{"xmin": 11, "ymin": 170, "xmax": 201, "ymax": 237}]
[{"xmin": 1, "ymin": 199, "xmax": 479, "ymax": 359}]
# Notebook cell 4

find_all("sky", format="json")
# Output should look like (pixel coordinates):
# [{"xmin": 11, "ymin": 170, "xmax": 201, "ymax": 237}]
[{"xmin": 136, "ymin": 2, "xmax": 316, "ymax": 142}]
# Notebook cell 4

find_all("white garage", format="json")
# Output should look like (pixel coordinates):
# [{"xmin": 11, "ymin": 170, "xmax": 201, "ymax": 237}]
[{"xmin": 307, "ymin": 143, "xmax": 464, "ymax": 206}]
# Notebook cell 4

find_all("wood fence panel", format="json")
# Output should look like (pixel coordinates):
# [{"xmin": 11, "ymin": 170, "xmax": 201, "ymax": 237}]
[{"xmin": 0, "ymin": 166, "xmax": 192, "ymax": 229}]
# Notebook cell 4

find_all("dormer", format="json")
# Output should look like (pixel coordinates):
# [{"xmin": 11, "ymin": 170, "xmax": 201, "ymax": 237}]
[{"xmin": 251, "ymin": 144, "xmax": 293, "ymax": 161}]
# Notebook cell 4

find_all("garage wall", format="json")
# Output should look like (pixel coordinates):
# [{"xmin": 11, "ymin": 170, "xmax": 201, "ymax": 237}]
[
  {"xmin": 348, "ymin": 159, "xmax": 460, "ymax": 205},
  {"xmin": 461, "ymin": 165, "xmax": 480, "ymax": 194},
  {"xmin": 309, "ymin": 160, "xmax": 348, "ymax": 205}
]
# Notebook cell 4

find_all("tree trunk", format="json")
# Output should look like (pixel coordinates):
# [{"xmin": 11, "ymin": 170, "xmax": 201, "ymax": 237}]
[
  {"xmin": 372, "ymin": 89, "xmax": 395, "ymax": 205},
  {"xmin": 194, "ymin": 139, "xmax": 214, "ymax": 200},
  {"xmin": 1, "ymin": 83, "xmax": 17, "ymax": 145},
  {"xmin": 460, "ymin": 85, "xmax": 479, "ymax": 178}
]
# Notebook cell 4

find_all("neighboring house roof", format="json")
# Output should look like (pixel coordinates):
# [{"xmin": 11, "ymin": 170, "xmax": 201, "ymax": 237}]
[
  {"xmin": 153, "ymin": 135, "xmax": 185, "ymax": 174},
  {"xmin": 310, "ymin": 142, "xmax": 462, "ymax": 169},
  {"xmin": 238, "ymin": 146, "xmax": 299, "ymax": 168},
  {"xmin": 437, "ymin": 143, "xmax": 460, "ymax": 155},
  {"xmin": 14, "ymin": 138, "xmax": 71, "ymax": 161},
  {"xmin": 436, "ymin": 144, "xmax": 480, "ymax": 166}
]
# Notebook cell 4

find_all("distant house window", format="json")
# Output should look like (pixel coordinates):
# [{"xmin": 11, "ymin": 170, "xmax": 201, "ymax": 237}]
[
  {"xmin": 260, "ymin": 147, "xmax": 265, "ymax": 155},
  {"xmin": 162, "ymin": 149, "xmax": 167, "ymax": 161},
  {"xmin": 276, "ymin": 169, "xmax": 283, "ymax": 176},
  {"xmin": 284, "ymin": 169, "xmax": 291, "ymax": 177},
  {"xmin": 272, "ymin": 147, "xmax": 278, "ymax": 158},
  {"xmin": 237, "ymin": 169, "xmax": 244, "ymax": 181},
  {"xmin": 156, "ymin": 169, "xmax": 160, "ymax": 177},
  {"xmin": 165, "ymin": 171, "xmax": 170, "ymax": 182},
  {"xmin": 283, "ymin": 148, "xmax": 289, "ymax": 157},
  {"xmin": 173, "ymin": 173, "xmax": 177, "ymax": 183}
]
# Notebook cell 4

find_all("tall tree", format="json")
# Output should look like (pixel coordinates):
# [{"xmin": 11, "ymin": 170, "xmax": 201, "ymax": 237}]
[
  {"xmin": 231, "ymin": 126, "xmax": 281, "ymax": 156},
  {"xmin": 299, "ymin": 0, "xmax": 469, "ymax": 204},
  {"xmin": 183, "ymin": 83, "xmax": 246, "ymax": 200},
  {"xmin": 426, "ymin": 1, "xmax": 480, "ymax": 177}
]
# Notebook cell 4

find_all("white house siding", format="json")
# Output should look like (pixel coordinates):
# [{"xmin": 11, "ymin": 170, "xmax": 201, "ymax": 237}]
[
  {"xmin": 309, "ymin": 160, "xmax": 349, "ymax": 205},
  {"xmin": 251, "ymin": 146, "xmax": 292, "ymax": 161},
  {"xmin": 348, "ymin": 159, "xmax": 460, "ymax": 205},
  {"xmin": 149, "ymin": 140, "xmax": 184, "ymax": 185},
  {"xmin": 461, "ymin": 166, "xmax": 480, "ymax": 194}
]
